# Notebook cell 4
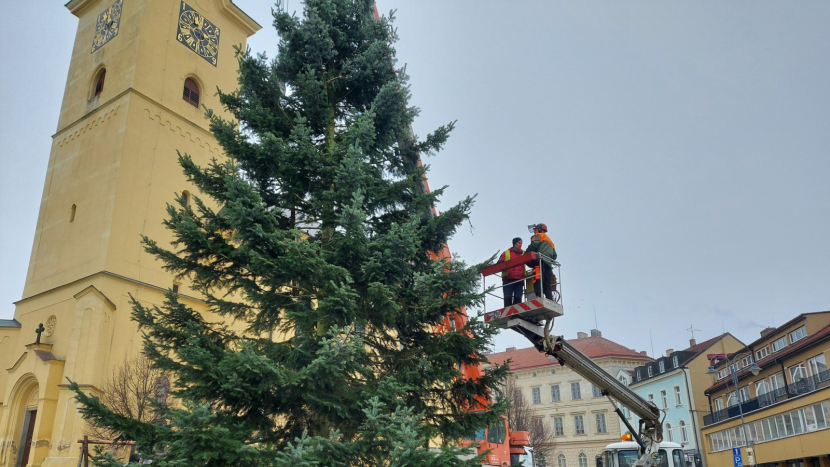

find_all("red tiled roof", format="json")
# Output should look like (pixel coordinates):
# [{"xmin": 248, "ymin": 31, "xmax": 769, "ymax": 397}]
[
  {"xmin": 704, "ymin": 322, "xmax": 830, "ymax": 395},
  {"xmin": 489, "ymin": 335, "xmax": 653, "ymax": 370}
]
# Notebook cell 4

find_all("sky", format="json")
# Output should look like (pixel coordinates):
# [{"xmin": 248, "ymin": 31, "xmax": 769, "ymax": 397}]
[{"xmin": 1, "ymin": 2, "xmax": 829, "ymax": 360}]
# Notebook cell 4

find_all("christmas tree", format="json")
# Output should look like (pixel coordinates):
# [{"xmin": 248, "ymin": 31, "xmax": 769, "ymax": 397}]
[{"xmin": 73, "ymin": 1, "xmax": 508, "ymax": 465}]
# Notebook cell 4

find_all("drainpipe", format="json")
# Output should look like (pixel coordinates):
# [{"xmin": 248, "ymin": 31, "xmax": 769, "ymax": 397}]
[
  {"xmin": 779, "ymin": 360, "xmax": 790, "ymax": 397},
  {"xmin": 684, "ymin": 368, "xmax": 706, "ymax": 467}
]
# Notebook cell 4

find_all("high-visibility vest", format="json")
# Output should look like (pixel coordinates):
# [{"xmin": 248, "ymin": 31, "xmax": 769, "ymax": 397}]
[{"xmin": 501, "ymin": 249, "xmax": 512, "ymax": 277}]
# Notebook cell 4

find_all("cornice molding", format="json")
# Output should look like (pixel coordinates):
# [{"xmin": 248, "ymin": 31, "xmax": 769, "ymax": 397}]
[{"xmin": 215, "ymin": 0, "xmax": 262, "ymax": 37}]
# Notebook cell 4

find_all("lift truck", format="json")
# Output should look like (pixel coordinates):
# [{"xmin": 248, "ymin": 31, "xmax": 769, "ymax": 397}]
[{"xmin": 481, "ymin": 254, "xmax": 665, "ymax": 467}]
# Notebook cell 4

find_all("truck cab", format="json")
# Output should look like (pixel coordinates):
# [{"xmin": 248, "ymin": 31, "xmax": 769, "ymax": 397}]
[{"xmin": 598, "ymin": 441, "xmax": 685, "ymax": 467}]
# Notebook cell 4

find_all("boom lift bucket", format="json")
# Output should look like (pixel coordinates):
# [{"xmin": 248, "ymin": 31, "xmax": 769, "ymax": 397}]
[{"xmin": 481, "ymin": 252, "xmax": 563, "ymax": 329}]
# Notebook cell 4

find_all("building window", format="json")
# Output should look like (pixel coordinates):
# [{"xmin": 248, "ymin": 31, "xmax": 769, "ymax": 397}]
[
  {"xmin": 659, "ymin": 361, "xmax": 665, "ymax": 373},
  {"xmin": 558, "ymin": 454, "xmax": 567, "ymax": 467},
  {"xmin": 532, "ymin": 387, "xmax": 541, "ymax": 405},
  {"xmin": 551, "ymin": 384, "xmax": 560, "ymax": 402},
  {"xmin": 717, "ymin": 368, "xmax": 729, "ymax": 380},
  {"xmin": 729, "ymin": 362, "xmax": 740, "ymax": 374},
  {"xmin": 532, "ymin": 372, "xmax": 537, "ymax": 377},
  {"xmin": 647, "ymin": 365, "xmax": 653, "ymax": 377},
  {"xmin": 593, "ymin": 384, "xmax": 602, "ymax": 398},
  {"xmin": 578, "ymin": 453, "xmax": 588, "ymax": 467},
  {"xmin": 553, "ymin": 417, "xmax": 564, "ymax": 436},
  {"xmin": 679, "ymin": 420, "xmax": 688, "ymax": 443},
  {"xmin": 660, "ymin": 390, "xmax": 668, "ymax": 409},
  {"xmin": 172, "ymin": 283, "xmax": 180, "ymax": 294},
  {"xmin": 70, "ymin": 204, "xmax": 76, "ymax": 222},
  {"xmin": 571, "ymin": 382, "xmax": 581, "ymax": 400},
  {"xmin": 183, "ymin": 77, "xmax": 200, "ymax": 107},
  {"xmin": 182, "ymin": 190, "xmax": 191, "ymax": 207},
  {"xmin": 741, "ymin": 355, "xmax": 754, "ymax": 368},
  {"xmin": 596, "ymin": 413, "xmax": 607, "ymax": 433},
  {"xmin": 551, "ymin": 369, "xmax": 556, "ymax": 374},
  {"xmin": 789, "ymin": 326, "xmax": 807, "ymax": 344},
  {"xmin": 648, "ymin": 393, "xmax": 654, "ymax": 405},
  {"xmin": 674, "ymin": 386, "xmax": 682, "ymax": 406},
  {"xmin": 808, "ymin": 354, "xmax": 828, "ymax": 379},
  {"xmin": 93, "ymin": 68, "xmax": 106, "ymax": 97},
  {"xmin": 756, "ymin": 346, "xmax": 770, "ymax": 360},
  {"xmin": 574, "ymin": 415, "xmax": 585, "ymax": 435},
  {"xmin": 623, "ymin": 406, "xmax": 631, "ymax": 419},
  {"xmin": 755, "ymin": 379, "xmax": 769, "ymax": 396},
  {"xmin": 665, "ymin": 422, "xmax": 673, "ymax": 442},
  {"xmin": 636, "ymin": 369, "xmax": 641, "ymax": 381},
  {"xmin": 738, "ymin": 386, "xmax": 750, "ymax": 403},
  {"xmin": 727, "ymin": 391, "xmax": 738, "ymax": 407},
  {"xmin": 789, "ymin": 363, "xmax": 807, "ymax": 383},
  {"xmin": 513, "ymin": 389, "xmax": 523, "ymax": 406},
  {"xmin": 770, "ymin": 372, "xmax": 786, "ymax": 391},
  {"xmin": 714, "ymin": 397, "xmax": 724, "ymax": 411},
  {"xmin": 672, "ymin": 355, "xmax": 679, "ymax": 368},
  {"xmin": 618, "ymin": 375, "xmax": 628, "ymax": 385},
  {"xmin": 772, "ymin": 336, "xmax": 788, "ymax": 353}
]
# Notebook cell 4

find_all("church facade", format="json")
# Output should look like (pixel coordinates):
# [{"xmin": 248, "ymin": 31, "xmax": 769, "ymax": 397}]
[{"xmin": 0, "ymin": 2, "xmax": 259, "ymax": 467}]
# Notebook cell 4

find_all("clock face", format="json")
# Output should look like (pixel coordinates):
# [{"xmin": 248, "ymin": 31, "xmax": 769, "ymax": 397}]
[
  {"xmin": 176, "ymin": 2, "xmax": 220, "ymax": 66},
  {"xmin": 91, "ymin": 0, "xmax": 122, "ymax": 53}
]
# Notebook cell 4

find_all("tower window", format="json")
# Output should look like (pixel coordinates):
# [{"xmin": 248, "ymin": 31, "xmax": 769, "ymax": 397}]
[
  {"xmin": 183, "ymin": 78, "xmax": 200, "ymax": 107},
  {"xmin": 182, "ymin": 190, "xmax": 191, "ymax": 207},
  {"xmin": 93, "ymin": 69, "xmax": 106, "ymax": 97},
  {"xmin": 172, "ymin": 283, "xmax": 180, "ymax": 294},
  {"xmin": 70, "ymin": 204, "xmax": 76, "ymax": 222}
]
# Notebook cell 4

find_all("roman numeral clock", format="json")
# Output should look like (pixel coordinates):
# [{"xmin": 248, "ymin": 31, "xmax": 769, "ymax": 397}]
[{"xmin": 176, "ymin": 1, "xmax": 220, "ymax": 66}]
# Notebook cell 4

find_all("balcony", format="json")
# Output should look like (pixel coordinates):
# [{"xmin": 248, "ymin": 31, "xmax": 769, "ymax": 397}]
[{"xmin": 704, "ymin": 370, "xmax": 830, "ymax": 426}]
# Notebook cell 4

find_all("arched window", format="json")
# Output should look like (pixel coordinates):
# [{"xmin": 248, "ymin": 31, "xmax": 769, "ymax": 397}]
[
  {"xmin": 70, "ymin": 204, "xmax": 76, "ymax": 222},
  {"xmin": 93, "ymin": 69, "xmax": 106, "ymax": 97},
  {"xmin": 679, "ymin": 419, "xmax": 689, "ymax": 443},
  {"xmin": 182, "ymin": 190, "xmax": 191, "ymax": 207},
  {"xmin": 578, "ymin": 453, "xmax": 588, "ymax": 467},
  {"xmin": 665, "ymin": 422, "xmax": 673, "ymax": 442},
  {"xmin": 558, "ymin": 454, "xmax": 567, "ymax": 467},
  {"xmin": 183, "ymin": 78, "xmax": 200, "ymax": 107}
]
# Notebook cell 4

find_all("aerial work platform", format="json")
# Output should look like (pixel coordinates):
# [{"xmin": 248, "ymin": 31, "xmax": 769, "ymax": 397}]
[{"xmin": 481, "ymin": 251, "xmax": 563, "ymax": 328}]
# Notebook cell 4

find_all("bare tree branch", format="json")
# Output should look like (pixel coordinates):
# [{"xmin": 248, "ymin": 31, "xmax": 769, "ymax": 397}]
[{"xmin": 505, "ymin": 377, "xmax": 556, "ymax": 461}]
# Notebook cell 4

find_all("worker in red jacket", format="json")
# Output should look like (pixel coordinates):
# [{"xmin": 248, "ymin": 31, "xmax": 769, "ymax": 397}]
[{"xmin": 497, "ymin": 237, "xmax": 525, "ymax": 307}]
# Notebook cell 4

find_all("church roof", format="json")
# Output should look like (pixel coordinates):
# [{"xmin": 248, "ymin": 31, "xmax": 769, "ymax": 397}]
[
  {"xmin": 0, "ymin": 319, "xmax": 21, "ymax": 328},
  {"xmin": 488, "ymin": 335, "xmax": 652, "ymax": 371}
]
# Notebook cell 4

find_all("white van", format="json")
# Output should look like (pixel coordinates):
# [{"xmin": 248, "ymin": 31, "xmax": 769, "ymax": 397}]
[{"xmin": 597, "ymin": 441, "xmax": 685, "ymax": 467}]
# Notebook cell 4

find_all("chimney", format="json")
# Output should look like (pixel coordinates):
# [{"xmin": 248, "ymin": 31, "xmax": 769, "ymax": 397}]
[
  {"xmin": 577, "ymin": 332, "xmax": 588, "ymax": 339},
  {"xmin": 506, "ymin": 347, "xmax": 516, "ymax": 352},
  {"xmin": 665, "ymin": 349, "xmax": 674, "ymax": 357},
  {"xmin": 760, "ymin": 327, "xmax": 776, "ymax": 338},
  {"xmin": 639, "ymin": 351, "xmax": 647, "ymax": 356},
  {"xmin": 590, "ymin": 329, "xmax": 602, "ymax": 337},
  {"xmin": 689, "ymin": 338, "xmax": 696, "ymax": 347}
]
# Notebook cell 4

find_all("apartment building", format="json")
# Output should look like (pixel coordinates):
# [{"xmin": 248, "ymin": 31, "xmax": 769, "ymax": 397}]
[
  {"xmin": 701, "ymin": 311, "xmax": 830, "ymax": 467},
  {"xmin": 622, "ymin": 333, "xmax": 744, "ymax": 467},
  {"xmin": 489, "ymin": 329, "xmax": 652, "ymax": 467}
]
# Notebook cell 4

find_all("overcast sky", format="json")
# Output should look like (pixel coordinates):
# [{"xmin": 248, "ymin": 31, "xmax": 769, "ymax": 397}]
[{"xmin": 2, "ymin": 2, "xmax": 829, "ymax": 360}]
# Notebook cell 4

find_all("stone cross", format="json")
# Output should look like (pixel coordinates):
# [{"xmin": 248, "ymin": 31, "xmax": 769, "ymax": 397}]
[{"xmin": 35, "ymin": 323, "xmax": 45, "ymax": 345}]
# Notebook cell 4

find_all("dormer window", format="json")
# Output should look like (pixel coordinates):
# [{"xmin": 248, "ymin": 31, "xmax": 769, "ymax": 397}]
[
  {"xmin": 183, "ymin": 78, "xmax": 200, "ymax": 107},
  {"xmin": 647, "ymin": 366, "xmax": 653, "ymax": 377},
  {"xmin": 672, "ymin": 355, "xmax": 679, "ymax": 368},
  {"xmin": 659, "ymin": 361, "xmax": 665, "ymax": 373}
]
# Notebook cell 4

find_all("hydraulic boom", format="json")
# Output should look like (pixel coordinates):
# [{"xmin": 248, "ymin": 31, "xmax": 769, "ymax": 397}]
[{"xmin": 482, "ymin": 257, "xmax": 664, "ymax": 467}]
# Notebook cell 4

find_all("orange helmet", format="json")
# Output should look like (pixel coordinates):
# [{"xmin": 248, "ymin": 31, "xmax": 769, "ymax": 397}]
[{"xmin": 528, "ymin": 223, "xmax": 548, "ymax": 233}]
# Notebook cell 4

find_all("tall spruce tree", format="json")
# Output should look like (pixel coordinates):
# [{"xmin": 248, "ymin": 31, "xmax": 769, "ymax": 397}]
[{"xmin": 72, "ymin": 1, "xmax": 508, "ymax": 465}]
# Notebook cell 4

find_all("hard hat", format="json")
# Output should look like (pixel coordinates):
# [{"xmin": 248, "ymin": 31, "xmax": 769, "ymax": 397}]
[{"xmin": 536, "ymin": 223, "xmax": 548, "ymax": 232}]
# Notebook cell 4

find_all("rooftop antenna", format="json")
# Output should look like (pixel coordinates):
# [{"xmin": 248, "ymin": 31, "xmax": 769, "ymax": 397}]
[
  {"xmin": 593, "ymin": 306, "xmax": 598, "ymax": 329},
  {"xmin": 687, "ymin": 324, "xmax": 702, "ymax": 340},
  {"xmin": 649, "ymin": 330, "xmax": 655, "ymax": 358}
]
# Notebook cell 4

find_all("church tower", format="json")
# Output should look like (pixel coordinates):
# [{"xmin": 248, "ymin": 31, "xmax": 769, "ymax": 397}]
[{"xmin": 0, "ymin": 2, "xmax": 259, "ymax": 467}]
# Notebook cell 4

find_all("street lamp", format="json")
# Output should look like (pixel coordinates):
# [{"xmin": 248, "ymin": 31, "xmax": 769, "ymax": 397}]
[{"xmin": 707, "ymin": 352, "xmax": 761, "ymax": 466}]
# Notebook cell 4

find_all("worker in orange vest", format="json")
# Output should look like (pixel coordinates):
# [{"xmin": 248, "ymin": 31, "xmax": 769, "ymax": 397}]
[
  {"xmin": 525, "ymin": 223, "xmax": 557, "ymax": 301},
  {"xmin": 497, "ymin": 237, "xmax": 525, "ymax": 307}
]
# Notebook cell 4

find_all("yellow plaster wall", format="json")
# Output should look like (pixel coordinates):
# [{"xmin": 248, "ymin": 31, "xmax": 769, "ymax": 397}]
[{"xmin": 1, "ymin": 1, "xmax": 259, "ymax": 466}]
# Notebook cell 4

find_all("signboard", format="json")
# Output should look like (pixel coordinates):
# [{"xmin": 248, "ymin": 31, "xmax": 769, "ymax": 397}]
[{"xmin": 732, "ymin": 447, "xmax": 743, "ymax": 467}]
